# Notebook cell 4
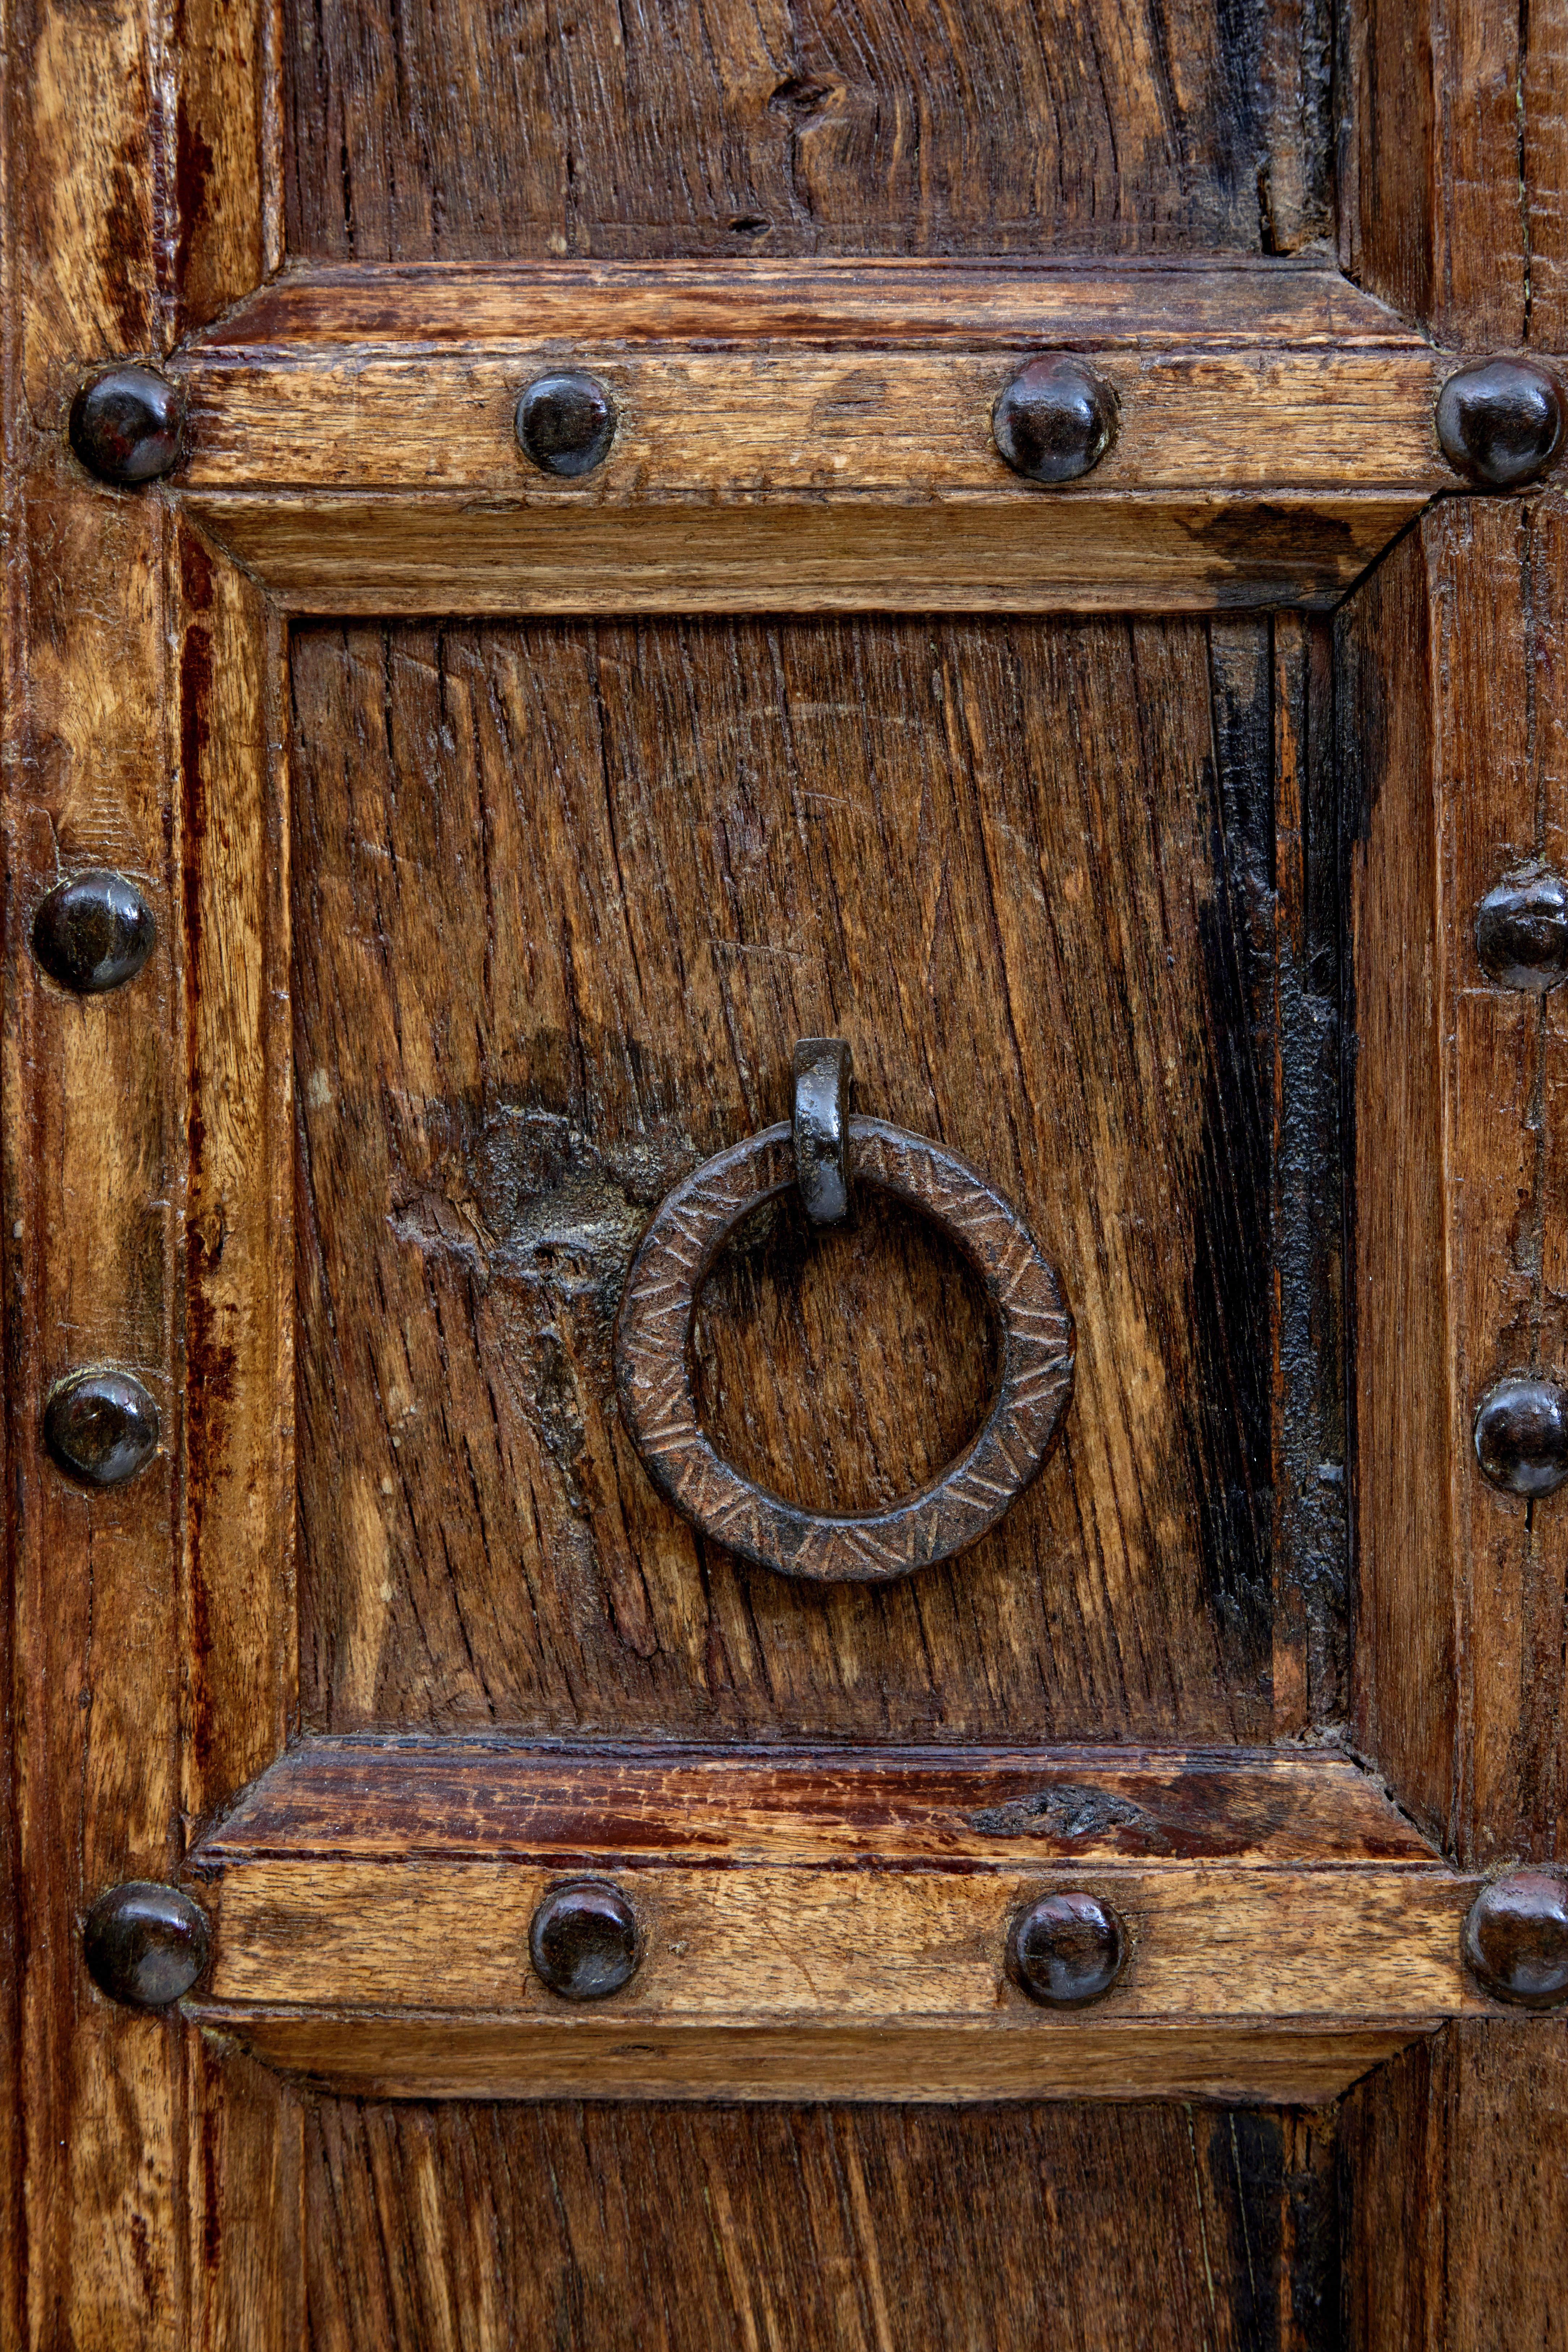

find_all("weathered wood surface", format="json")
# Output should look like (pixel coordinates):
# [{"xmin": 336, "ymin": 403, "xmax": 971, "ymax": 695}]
[
  {"xmin": 200, "ymin": 1847, "xmax": 1470, "ymax": 2021},
  {"xmin": 290, "ymin": 611, "xmax": 1328, "ymax": 1746},
  {"xmin": 188, "ymin": 489, "xmax": 1426, "ymax": 617},
  {"xmin": 298, "ymin": 2099, "xmax": 1341, "ymax": 2352},
  {"xmin": 4, "ymin": 4, "xmax": 287, "ymax": 2346},
  {"xmin": 208, "ymin": 255, "xmax": 1424, "ymax": 348},
  {"xmin": 172, "ymin": 261, "xmax": 1444, "ymax": 615},
  {"xmin": 208, "ymin": 2013, "xmax": 1422, "ymax": 2109},
  {"xmin": 1340, "ymin": 0, "xmax": 1568, "ymax": 349},
  {"xmin": 172, "ymin": 330, "xmax": 1446, "ymax": 496},
  {"xmin": 204, "ymin": 1741, "xmax": 1425, "ymax": 1866},
  {"xmin": 188, "ymin": 1746, "xmax": 1460, "ymax": 2103},
  {"xmin": 284, "ymin": 0, "xmax": 1333, "ymax": 266},
  {"xmin": 1345, "ymin": 495, "xmax": 1568, "ymax": 1867},
  {"xmin": 1342, "ymin": 2020, "xmax": 1568, "ymax": 2351}
]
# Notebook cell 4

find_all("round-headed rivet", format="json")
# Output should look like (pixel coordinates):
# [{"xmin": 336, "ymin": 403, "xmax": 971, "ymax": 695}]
[
  {"xmin": 84, "ymin": 1881, "xmax": 210, "ymax": 2009},
  {"xmin": 68, "ymin": 365, "xmax": 184, "ymax": 485},
  {"xmin": 515, "ymin": 370, "xmax": 617, "ymax": 479},
  {"xmin": 31, "ymin": 869, "xmax": 156, "ymax": 996},
  {"xmin": 1474, "ymin": 1377, "xmax": 1568, "ymax": 1498},
  {"xmin": 1476, "ymin": 868, "xmax": 1568, "ymax": 993},
  {"xmin": 1008, "ymin": 1890, "xmax": 1127, "ymax": 2008},
  {"xmin": 43, "ymin": 1369, "xmax": 161, "ymax": 1488},
  {"xmin": 992, "ymin": 356, "xmax": 1118, "ymax": 486},
  {"xmin": 1436, "ymin": 357, "xmax": 1567, "ymax": 488},
  {"xmin": 1464, "ymin": 1869, "xmax": 1568, "ymax": 2007},
  {"xmin": 529, "ymin": 1878, "xmax": 640, "ymax": 2000}
]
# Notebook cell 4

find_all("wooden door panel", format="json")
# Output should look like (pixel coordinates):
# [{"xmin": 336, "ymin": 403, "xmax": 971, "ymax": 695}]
[
  {"xmin": 302, "ymin": 2096, "xmax": 1339, "ymax": 2352},
  {"xmin": 12, "ymin": 0, "xmax": 1568, "ymax": 2344},
  {"xmin": 283, "ymin": 0, "xmax": 1333, "ymax": 266},
  {"xmin": 290, "ymin": 612, "xmax": 1307, "ymax": 1743}
]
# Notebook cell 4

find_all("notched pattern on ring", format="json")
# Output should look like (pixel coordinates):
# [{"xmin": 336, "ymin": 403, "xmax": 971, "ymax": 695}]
[{"xmin": 614, "ymin": 1117, "xmax": 1075, "ymax": 1582}]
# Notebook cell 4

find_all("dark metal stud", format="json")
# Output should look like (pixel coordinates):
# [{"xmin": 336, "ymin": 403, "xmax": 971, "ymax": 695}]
[
  {"xmin": 1476, "ymin": 868, "xmax": 1568, "ymax": 993},
  {"xmin": 1436, "ymin": 357, "xmax": 1567, "ymax": 488},
  {"xmin": 792, "ymin": 1036, "xmax": 853, "ymax": 1225},
  {"xmin": 43, "ymin": 1369, "xmax": 161, "ymax": 1488},
  {"xmin": 529, "ymin": 1878, "xmax": 640, "ymax": 2000},
  {"xmin": 1008, "ymin": 1890, "xmax": 1127, "ymax": 2008},
  {"xmin": 69, "ymin": 365, "xmax": 184, "ymax": 485},
  {"xmin": 992, "ymin": 356, "xmax": 1118, "ymax": 486},
  {"xmin": 84, "ymin": 1881, "xmax": 210, "ymax": 2009},
  {"xmin": 1474, "ymin": 1376, "xmax": 1568, "ymax": 1498},
  {"xmin": 31, "ymin": 869, "xmax": 156, "ymax": 996},
  {"xmin": 1464, "ymin": 1869, "xmax": 1568, "ymax": 2007},
  {"xmin": 515, "ymin": 370, "xmax": 617, "ymax": 478}
]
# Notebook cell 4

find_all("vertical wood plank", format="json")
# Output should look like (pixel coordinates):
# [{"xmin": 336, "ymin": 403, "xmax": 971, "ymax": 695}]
[
  {"xmin": 173, "ymin": 520, "xmax": 295, "ymax": 1826},
  {"xmin": 168, "ymin": 0, "xmax": 282, "ymax": 337},
  {"xmin": 9, "ymin": 361, "xmax": 188, "ymax": 2352},
  {"xmin": 303, "ymin": 2097, "xmax": 1342, "ymax": 2352},
  {"xmin": 1342, "ymin": 2022, "xmax": 1568, "ymax": 2352},
  {"xmin": 1342, "ymin": 522, "xmax": 1455, "ymax": 1849},
  {"xmin": 1347, "ymin": 496, "xmax": 1568, "ymax": 1865},
  {"xmin": 4, "ymin": 2, "xmax": 283, "ymax": 2347},
  {"xmin": 1338, "ymin": 0, "xmax": 1568, "ymax": 348}
]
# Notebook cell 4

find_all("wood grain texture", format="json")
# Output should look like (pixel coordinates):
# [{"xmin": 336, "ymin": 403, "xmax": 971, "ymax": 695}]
[
  {"xmin": 4, "ymin": 4, "xmax": 289, "ymax": 2346},
  {"xmin": 189, "ymin": 488, "xmax": 1430, "ymax": 618},
  {"xmin": 1338, "ymin": 0, "xmax": 1568, "ymax": 348},
  {"xmin": 174, "ymin": 518, "xmax": 296, "ymax": 1823},
  {"xmin": 186, "ymin": 1748, "xmax": 1462, "ymax": 2103},
  {"xmin": 173, "ymin": 342, "xmax": 1447, "ymax": 504},
  {"xmin": 290, "ymin": 612, "xmax": 1321, "ymax": 1746},
  {"xmin": 282, "ymin": 0, "xmax": 1333, "ymax": 266},
  {"xmin": 1341, "ymin": 2020, "xmax": 1568, "ymax": 2352},
  {"xmin": 209, "ymin": 2014, "xmax": 1422, "ymax": 2110},
  {"xmin": 212, "ymin": 255, "xmax": 1428, "ymax": 349},
  {"xmin": 198, "ymin": 1845, "xmax": 1474, "ymax": 2022},
  {"xmin": 1345, "ymin": 496, "xmax": 1568, "ymax": 1866},
  {"xmin": 169, "ymin": 264, "xmax": 1446, "ymax": 614},
  {"xmin": 296, "ymin": 2098, "xmax": 1343, "ymax": 2351},
  {"xmin": 201, "ymin": 1740, "xmax": 1440, "ymax": 1867},
  {"xmin": 8, "ymin": 420, "xmax": 187, "ymax": 2352}
]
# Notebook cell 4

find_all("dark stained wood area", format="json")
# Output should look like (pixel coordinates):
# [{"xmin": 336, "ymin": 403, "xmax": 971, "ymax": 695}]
[
  {"xmin": 290, "ymin": 612, "xmax": 1341, "ymax": 1745},
  {"xmin": 302, "ymin": 2096, "xmax": 1341, "ymax": 2352},
  {"xmin": 283, "ymin": 0, "xmax": 1332, "ymax": 266}
]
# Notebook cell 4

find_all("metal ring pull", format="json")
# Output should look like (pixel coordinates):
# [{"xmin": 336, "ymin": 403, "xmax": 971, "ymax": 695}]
[{"xmin": 614, "ymin": 1050, "xmax": 1075, "ymax": 1583}]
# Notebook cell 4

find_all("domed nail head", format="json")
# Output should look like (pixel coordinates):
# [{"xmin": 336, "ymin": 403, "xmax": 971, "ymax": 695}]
[
  {"xmin": 1008, "ymin": 1890, "xmax": 1127, "ymax": 2007},
  {"xmin": 992, "ymin": 357, "xmax": 1118, "ymax": 486},
  {"xmin": 529, "ymin": 1879, "xmax": 641, "ymax": 2000},
  {"xmin": 1436, "ymin": 357, "xmax": 1567, "ymax": 488},
  {"xmin": 1474, "ymin": 1377, "xmax": 1568, "ymax": 1498},
  {"xmin": 44, "ymin": 1369, "xmax": 161, "ymax": 1487},
  {"xmin": 1477, "ymin": 869, "xmax": 1568, "ymax": 993},
  {"xmin": 1464, "ymin": 1869, "xmax": 1568, "ymax": 2007},
  {"xmin": 84, "ymin": 1881, "xmax": 210, "ymax": 2009},
  {"xmin": 515, "ymin": 371, "xmax": 617, "ymax": 478},
  {"xmin": 69, "ymin": 365, "xmax": 184, "ymax": 484},
  {"xmin": 31, "ymin": 869, "xmax": 156, "ymax": 995}
]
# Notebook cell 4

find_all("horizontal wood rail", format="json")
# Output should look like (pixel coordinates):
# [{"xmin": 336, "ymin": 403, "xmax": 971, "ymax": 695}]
[
  {"xmin": 186, "ymin": 1741, "xmax": 1487, "ymax": 2104},
  {"xmin": 159, "ymin": 259, "xmax": 1458, "ymax": 614}
]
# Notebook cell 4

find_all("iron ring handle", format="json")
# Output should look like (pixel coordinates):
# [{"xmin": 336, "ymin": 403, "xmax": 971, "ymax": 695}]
[{"xmin": 614, "ymin": 1102, "xmax": 1075, "ymax": 1584}]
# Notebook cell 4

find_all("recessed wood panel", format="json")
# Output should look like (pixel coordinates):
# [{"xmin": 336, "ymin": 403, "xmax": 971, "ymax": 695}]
[
  {"xmin": 290, "ymin": 613, "xmax": 1328, "ymax": 1744},
  {"xmin": 303, "ymin": 2098, "xmax": 1340, "ymax": 2352},
  {"xmin": 283, "ymin": 0, "xmax": 1332, "ymax": 266}
]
